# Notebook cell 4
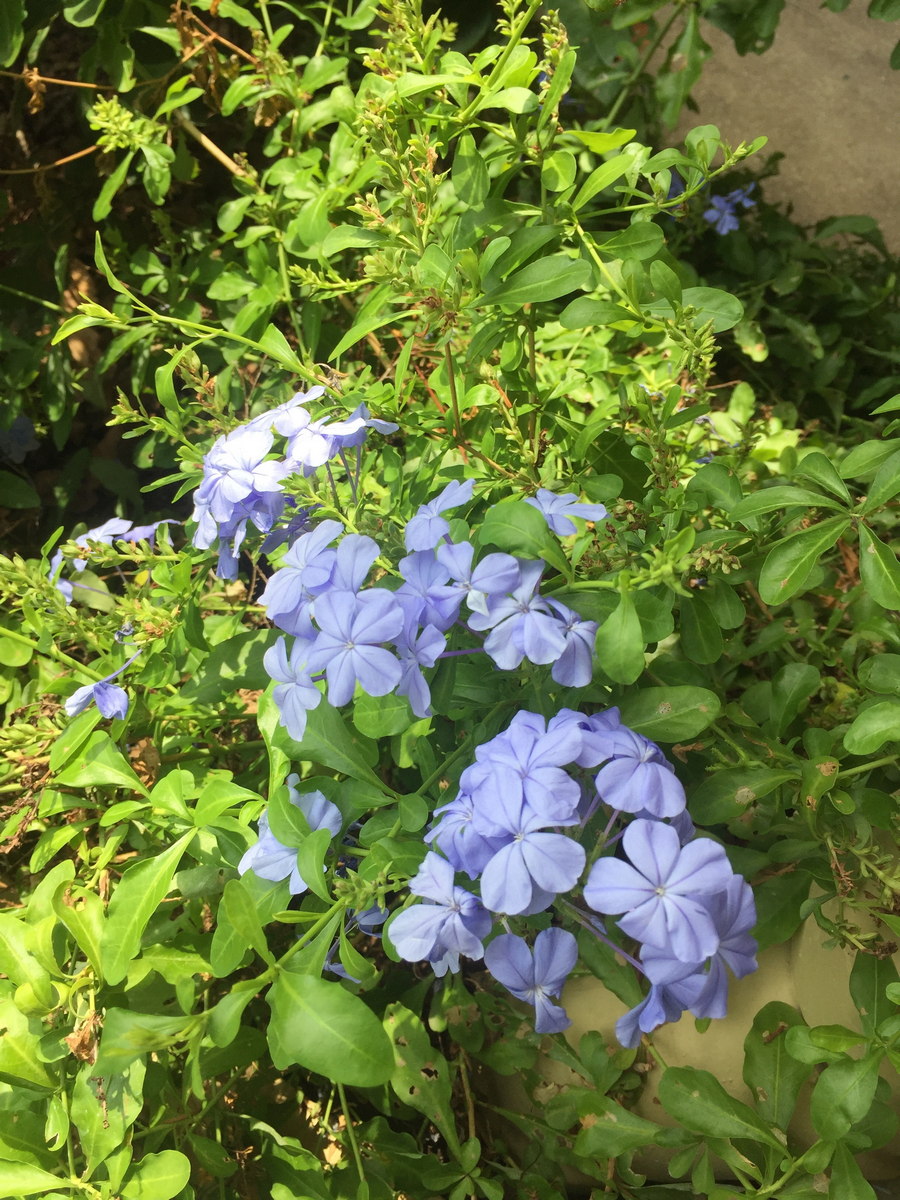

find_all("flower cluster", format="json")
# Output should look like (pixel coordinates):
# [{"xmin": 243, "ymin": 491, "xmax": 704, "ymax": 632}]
[
  {"xmin": 703, "ymin": 184, "xmax": 756, "ymax": 236},
  {"xmin": 391, "ymin": 707, "xmax": 757, "ymax": 1044},
  {"xmin": 258, "ymin": 479, "xmax": 606, "ymax": 745},
  {"xmin": 189, "ymin": 386, "xmax": 397, "ymax": 578}
]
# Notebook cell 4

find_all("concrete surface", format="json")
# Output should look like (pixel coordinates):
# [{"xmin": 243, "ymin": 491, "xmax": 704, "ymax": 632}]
[{"xmin": 674, "ymin": 0, "xmax": 900, "ymax": 249}]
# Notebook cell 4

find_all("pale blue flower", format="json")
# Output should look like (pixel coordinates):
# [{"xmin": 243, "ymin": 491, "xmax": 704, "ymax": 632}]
[
  {"xmin": 238, "ymin": 783, "xmax": 342, "ymax": 895},
  {"xmin": 583, "ymin": 819, "xmax": 734, "ymax": 962},
  {"xmin": 390, "ymin": 852, "xmax": 492, "ymax": 976},
  {"xmin": 524, "ymin": 488, "xmax": 608, "ymax": 536},
  {"xmin": 405, "ymin": 479, "xmax": 475, "ymax": 552},
  {"xmin": 485, "ymin": 929, "xmax": 578, "ymax": 1034}
]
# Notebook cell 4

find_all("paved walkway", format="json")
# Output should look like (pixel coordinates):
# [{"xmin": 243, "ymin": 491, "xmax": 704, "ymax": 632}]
[{"xmin": 674, "ymin": 0, "xmax": 900, "ymax": 250}]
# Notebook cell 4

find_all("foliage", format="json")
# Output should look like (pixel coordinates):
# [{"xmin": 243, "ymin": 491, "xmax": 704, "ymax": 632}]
[{"xmin": 0, "ymin": 2, "xmax": 898, "ymax": 1199}]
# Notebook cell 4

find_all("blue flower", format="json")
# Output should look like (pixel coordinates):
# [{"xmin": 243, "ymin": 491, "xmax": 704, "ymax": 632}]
[
  {"xmin": 259, "ymin": 520, "xmax": 341, "ymax": 635},
  {"xmin": 263, "ymin": 635, "xmax": 322, "ymax": 741},
  {"xmin": 65, "ymin": 680, "xmax": 130, "ymax": 720},
  {"xmin": 390, "ymin": 852, "xmax": 492, "ymax": 976},
  {"xmin": 395, "ymin": 620, "xmax": 447, "ymax": 718},
  {"xmin": 467, "ymin": 561, "xmax": 567, "ymax": 670},
  {"xmin": 404, "ymin": 479, "xmax": 475, "ymax": 552},
  {"xmin": 591, "ymin": 726, "xmax": 687, "ymax": 818},
  {"xmin": 396, "ymin": 550, "xmax": 461, "ymax": 631},
  {"xmin": 436, "ymin": 543, "xmax": 522, "ymax": 615},
  {"xmin": 64, "ymin": 648, "xmax": 142, "ymax": 719},
  {"xmin": 238, "ymin": 782, "xmax": 342, "ymax": 895},
  {"xmin": 545, "ymin": 600, "xmax": 598, "ymax": 688},
  {"xmin": 615, "ymin": 983, "xmax": 690, "ymax": 1048},
  {"xmin": 463, "ymin": 711, "xmax": 583, "ymax": 828},
  {"xmin": 430, "ymin": 790, "xmax": 510, "ymax": 880},
  {"xmin": 485, "ymin": 929, "xmax": 578, "ymax": 1034},
  {"xmin": 583, "ymin": 819, "xmax": 734, "ymax": 962},
  {"xmin": 50, "ymin": 518, "xmax": 173, "ymax": 600},
  {"xmin": 191, "ymin": 427, "xmax": 289, "ymax": 572},
  {"xmin": 306, "ymin": 589, "xmax": 403, "ymax": 707},
  {"xmin": 703, "ymin": 185, "xmax": 755, "ymax": 236},
  {"xmin": 524, "ymin": 488, "xmax": 608, "ymax": 536},
  {"xmin": 0, "ymin": 415, "xmax": 39, "ymax": 464}
]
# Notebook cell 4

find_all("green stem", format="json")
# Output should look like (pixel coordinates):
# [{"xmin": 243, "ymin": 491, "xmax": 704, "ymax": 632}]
[
  {"xmin": 599, "ymin": 5, "xmax": 683, "ymax": 131},
  {"xmin": 337, "ymin": 1081, "xmax": 365, "ymax": 1181},
  {"xmin": 444, "ymin": 343, "xmax": 463, "ymax": 443},
  {"xmin": 0, "ymin": 625, "xmax": 104, "ymax": 680},
  {"xmin": 456, "ymin": 0, "xmax": 542, "ymax": 126},
  {"xmin": 0, "ymin": 280, "xmax": 65, "ymax": 313},
  {"xmin": 838, "ymin": 756, "xmax": 898, "ymax": 781}
]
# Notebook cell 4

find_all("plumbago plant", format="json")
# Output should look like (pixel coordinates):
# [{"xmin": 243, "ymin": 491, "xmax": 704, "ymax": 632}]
[{"xmin": 1, "ymin": 3, "xmax": 900, "ymax": 1200}]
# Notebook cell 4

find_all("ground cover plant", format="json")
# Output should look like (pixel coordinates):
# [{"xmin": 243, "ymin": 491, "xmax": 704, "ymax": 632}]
[{"xmin": 0, "ymin": 2, "xmax": 899, "ymax": 1198}]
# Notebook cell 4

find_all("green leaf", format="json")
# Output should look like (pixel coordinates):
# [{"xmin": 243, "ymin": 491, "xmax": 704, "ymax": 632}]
[
  {"xmin": 0, "ymin": 986, "xmax": 56, "ymax": 1091},
  {"xmin": 383, "ymin": 1004, "xmax": 460, "ymax": 1156},
  {"xmin": 679, "ymin": 593, "xmax": 723, "ymax": 664},
  {"xmin": 864, "ymin": 446, "xmax": 900, "ymax": 511},
  {"xmin": 478, "ymin": 85, "xmax": 539, "ymax": 114},
  {"xmin": 858, "ymin": 654, "xmax": 900, "ymax": 696},
  {"xmin": 573, "ymin": 1097, "xmax": 662, "ymax": 1157},
  {"xmin": 328, "ymin": 298, "xmax": 414, "ymax": 362},
  {"xmin": 594, "ymin": 221, "xmax": 665, "ymax": 262},
  {"xmin": 452, "ymin": 133, "xmax": 489, "ymax": 206},
  {"xmin": 850, "ymin": 948, "xmax": 900, "ymax": 1034},
  {"xmin": 53, "ymin": 732, "xmax": 149, "ymax": 795},
  {"xmin": 217, "ymin": 878, "xmax": 274, "ymax": 965},
  {"xmin": 618, "ymin": 685, "xmax": 721, "ymax": 741},
  {"xmin": 0, "ymin": 1162, "xmax": 65, "ymax": 1196},
  {"xmin": 572, "ymin": 154, "xmax": 633, "ymax": 210},
  {"xmin": 94, "ymin": 1009, "xmax": 196, "ymax": 1076},
  {"xmin": 557, "ymin": 297, "xmax": 636, "ymax": 328},
  {"xmin": 353, "ymin": 692, "xmax": 414, "ymax": 738},
  {"xmin": 103, "ymin": 830, "xmax": 197, "ymax": 984},
  {"xmin": 595, "ymin": 591, "xmax": 644, "ymax": 684},
  {"xmin": 259, "ymin": 691, "xmax": 383, "ymax": 788},
  {"xmin": 644, "ymin": 286, "xmax": 744, "ymax": 333},
  {"xmin": 742, "ymin": 1002, "xmax": 812, "ymax": 1131},
  {"xmin": 94, "ymin": 231, "xmax": 129, "ymax": 294},
  {"xmin": 479, "ymin": 255, "xmax": 591, "ymax": 308},
  {"xmin": 257, "ymin": 323, "xmax": 304, "ymax": 372},
  {"xmin": 858, "ymin": 525, "xmax": 900, "ymax": 609},
  {"xmin": 0, "ymin": 470, "xmax": 39, "ymax": 508},
  {"xmin": 809, "ymin": 1052, "xmax": 881, "ymax": 1139},
  {"xmin": 828, "ymin": 1142, "xmax": 877, "ymax": 1200},
  {"xmin": 843, "ymin": 700, "xmax": 900, "ymax": 755},
  {"xmin": 658, "ymin": 1066, "xmax": 784, "ymax": 1148},
  {"xmin": 685, "ymin": 461, "xmax": 743, "ymax": 511},
  {"xmin": 479, "ymin": 499, "xmax": 557, "ymax": 560},
  {"xmin": 120, "ymin": 1150, "xmax": 191, "ymax": 1200},
  {"xmin": 730, "ymin": 486, "xmax": 846, "ymax": 522},
  {"xmin": 267, "ymin": 969, "xmax": 394, "ymax": 1086},
  {"xmin": 64, "ymin": 0, "xmax": 107, "ymax": 25},
  {"xmin": 769, "ymin": 663, "xmax": 821, "ymax": 736},
  {"xmin": 757, "ymin": 516, "xmax": 851, "ymax": 604},
  {"xmin": 839, "ymin": 438, "xmax": 900, "ymax": 479},
  {"xmin": 52, "ymin": 883, "xmax": 106, "ymax": 978},
  {"xmin": 541, "ymin": 149, "xmax": 577, "ymax": 192},
  {"xmin": 792, "ymin": 451, "xmax": 852, "ymax": 503},
  {"xmin": 92, "ymin": 151, "xmax": 135, "ymax": 221},
  {"xmin": 71, "ymin": 1060, "xmax": 145, "ymax": 1175},
  {"xmin": 568, "ymin": 128, "xmax": 636, "ymax": 154},
  {"xmin": 0, "ymin": 0, "xmax": 24, "ymax": 67}
]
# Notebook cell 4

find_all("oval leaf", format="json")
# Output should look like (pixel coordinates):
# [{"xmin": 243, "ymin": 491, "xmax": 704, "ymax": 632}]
[
  {"xmin": 618, "ymin": 685, "xmax": 721, "ymax": 741},
  {"xmin": 758, "ymin": 516, "xmax": 850, "ymax": 605},
  {"xmin": 267, "ymin": 970, "xmax": 394, "ymax": 1087}
]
